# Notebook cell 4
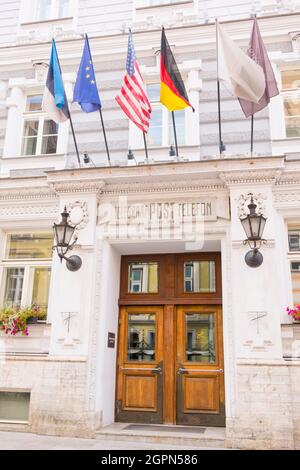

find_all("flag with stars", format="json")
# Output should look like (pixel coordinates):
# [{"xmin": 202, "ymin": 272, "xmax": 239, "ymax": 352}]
[
  {"xmin": 73, "ymin": 34, "xmax": 101, "ymax": 113},
  {"xmin": 116, "ymin": 31, "xmax": 151, "ymax": 133}
]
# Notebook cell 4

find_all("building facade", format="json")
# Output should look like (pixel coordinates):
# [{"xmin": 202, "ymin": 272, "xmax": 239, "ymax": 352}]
[{"xmin": 0, "ymin": 0, "xmax": 300, "ymax": 450}]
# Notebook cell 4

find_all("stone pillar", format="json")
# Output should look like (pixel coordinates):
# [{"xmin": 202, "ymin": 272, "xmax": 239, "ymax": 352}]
[
  {"xmin": 3, "ymin": 80, "xmax": 25, "ymax": 158},
  {"xmin": 47, "ymin": 181, "xmax": 103, "ymax": 358},
  {"xmin": 222, "ymin": 171, "xmax": 294, "ymax": 449}
]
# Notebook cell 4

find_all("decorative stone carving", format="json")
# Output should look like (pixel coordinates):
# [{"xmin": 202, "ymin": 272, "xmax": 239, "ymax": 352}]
[
  {"xmin": 67, "ymin": 201, "xmax": 89, "ymax": 232},
  {"xmin": 0, "ymin": 203, "xmax": 59, "ymax": 219},
  {"xmin": 57, "ymin": 311, "xmax": 81, "ymax": 348},
  {"xmin": 101, "ymin": 179, "xmax": 226, "ymax": 196},
  {"xmin": 32, "ymin": 61, "xmax": 48, "ymax": 83},
  {"xmin": 236, "ymin": 192, "xmax": 267, "ymax": 218},
  {"xmin": 49, "ymin": 180, "xmax": 105, "ymax": 196},
  {"xmin": 243, "ymin": 311, "xmax": 274, "ymax": 353},
  {"xmin": 220, "ymin": 169, "xmax": 282, "ymax": 185}
]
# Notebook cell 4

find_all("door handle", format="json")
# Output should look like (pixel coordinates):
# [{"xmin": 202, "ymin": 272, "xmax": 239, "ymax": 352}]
[
  {"xmin": 151, "ymin": 366, "xmax": 162, "ymax": 375},
  {"xmin": 178, "ymin": 367, "xmax": 223, "ymax": 374},
  {"xmin": 119, "ymin": 364, "xmax": 163, "ymax": 375}
]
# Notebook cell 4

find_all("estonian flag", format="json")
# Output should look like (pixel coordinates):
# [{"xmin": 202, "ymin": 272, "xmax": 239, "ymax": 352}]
[
  {"xmin": 160, "ymin": 27, "xmax": 193, "ymax": 111},
  {"xmin": 42, "ymin": 39, "xmax": 69, "ymax": 123},
  {"xmin": 73, "ymin": 35, "xmax": 101, "ymax": 113}
]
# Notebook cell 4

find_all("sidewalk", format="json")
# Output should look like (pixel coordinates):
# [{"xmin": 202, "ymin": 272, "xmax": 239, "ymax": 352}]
[{"xmin": 0, "ymin": 431, "xmax": 222, "ymax": 450}]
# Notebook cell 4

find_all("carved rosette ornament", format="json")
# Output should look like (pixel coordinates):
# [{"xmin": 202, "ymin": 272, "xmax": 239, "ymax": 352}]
[
  {"xmin": 236, "ymin": 192, "xmax": 267, "ymax": 219},
  {"xmin": 66, "ymin": 201, "xmax": 89, "ymax": 235}
]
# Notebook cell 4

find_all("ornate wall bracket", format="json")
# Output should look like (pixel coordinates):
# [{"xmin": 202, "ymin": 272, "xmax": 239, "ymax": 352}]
[
  {"xmin": 67, "ymin": 200, "xmax": 89, "ymax": 235},
  {"xmin": 236, "ymin": 192, "xmax": 267, "ymax": 218}
]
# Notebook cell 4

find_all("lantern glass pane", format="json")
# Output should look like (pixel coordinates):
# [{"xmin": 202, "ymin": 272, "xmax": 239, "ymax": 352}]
[
  {"xmin": 64, "ymin": 225, "xmax": 75, "ymax": 245},
  {"xmin": 54, "ymin": 224, "xmax": 67, "ymax": 245},
  {"xmin": 241, "ymin": 217, "xmax": 252, "ymax": 239},
  {"xmin": 259, "ymin": 217, "xmax": 266, "ymax": 238},
  {"xmin": 250, "ymin": 216, "xmax": 260, "ymax": 238}
]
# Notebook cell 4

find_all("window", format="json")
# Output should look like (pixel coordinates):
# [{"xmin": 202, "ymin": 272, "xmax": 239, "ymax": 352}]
[
  {"xmin": 184, "ymin": 261, "xmax": 216, "ymax": 293},
  {"xmin": 127, "ymin": 314, "xmax": 156, "ymax": 361},
  {"xmin": 288, "ymin": 227, "xmax": 300, "ymax": 305},
  {"xmin": 128, "ymin": 262, "xmax": 158, "ymax": 293},
  {"xmin": 291, "ymin": 262, "xmax": 300, "ymax": 305},
  {"xmin": 147, "ymin": 83, "xmax": 185, "ymax": 147},
  {"xmin": 281, "ymin": 70, "xmax": 300, "ymax": 138},
  {"xmin": 289, "ymin": 229, "xmax": 300, "ymax": 252},
  {"xmin": 185, "ymin": 313, "xmax": 215, "ymax": 363},
  {"xmin": 1, "ymin": 233, "xmax": 53, "ymax": 312},
  {"xmin": 35, "ymin": 0, "xmax": 70, "ymax": 21},
  {"xmin": 21, "ymin": 95, "xmax": 58, "ymax": 156},
  {"xmin": 0, "ymin": 392, "xmax": 30, "ymax": 423}
]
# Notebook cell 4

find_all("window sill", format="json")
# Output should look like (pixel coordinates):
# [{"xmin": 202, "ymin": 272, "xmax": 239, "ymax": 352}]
[
  {"xmin": 1, "ymin": 153, "xmax": 65, "ymax": 161},
  {"xmin": 135, "ymin": 1, "xmax": 192, "ymax": 11},
  {"xmin": 0, "ymin": 419, "xmax": 28, "ymax": 424},
  {"xmin": 20, "ymin": 16, "xmax": 73, "ymax": 27}
]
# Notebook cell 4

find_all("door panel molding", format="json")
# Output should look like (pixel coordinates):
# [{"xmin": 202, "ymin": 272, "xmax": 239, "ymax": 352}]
[
  {"xmin": 116, "ymin": 306, "xmax": 164, "ymax": 424},
  {"xmin": 176, "ymin": 305, "xmax": 225, "ymax": 427}
]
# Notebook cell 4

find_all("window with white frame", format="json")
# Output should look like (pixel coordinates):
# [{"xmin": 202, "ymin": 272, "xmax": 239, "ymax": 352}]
[
  {"xmin": 21, "ymin": 95, "xmax": 58, "ymax": 156},
  {"xmin": 147, "ymin": 83, "xmax": 186, "ymax": 147},
  {"xmin": 34, "ymin": 0, "xmax": 71, "ymax": 21},
  {"xmin": 288, "ymin": 227, "xmax": 300, "ymax": 305},
  {"xmin": 0, "ymin": 233, "xmax": 53, "ymax": 313},
  {"xmin": 281, "ymin": 69, "xmax": 300, "ymax": 139}
]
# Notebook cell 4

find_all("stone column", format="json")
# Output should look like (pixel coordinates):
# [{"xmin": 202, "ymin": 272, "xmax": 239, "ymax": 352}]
[
  {"xmin": 222, "ymin": 169, "xmax": 294, "ymax": 449},
  {"xmin": 3, "ymin": 80, "xmax": 25, "ymax": 158},
  {"xmin": 47, "ymin": 180, "xmax": 104, "ymax": 358}
]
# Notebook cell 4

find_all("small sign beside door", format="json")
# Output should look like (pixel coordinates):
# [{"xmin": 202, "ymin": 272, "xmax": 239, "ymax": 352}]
[{"xmin": 108, "ymin": 332, "xmax": 116, "ymax": 349}]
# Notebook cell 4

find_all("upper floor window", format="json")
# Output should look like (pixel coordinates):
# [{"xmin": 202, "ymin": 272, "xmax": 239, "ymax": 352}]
[
  {"xmin": 1, "ymin": 233, "xmax": 53, "ymax": 312},
  {"xmin": 22, "ymin": 95, "xmax": 58, "ymax": 156},
  {"xmin": 147, "ymin": 83, "xmax": 185, "ymax": 147},
  {"xmin": 35, "ymin": 0, "xmax": 71, "ymax": 21},
  {"xmin": 281, "ymin": 69, "xmax": 300, "ymax": 138}
]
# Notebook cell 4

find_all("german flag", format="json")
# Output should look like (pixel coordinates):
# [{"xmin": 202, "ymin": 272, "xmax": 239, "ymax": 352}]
[{"xmin": 160, "ymin": 27, "xmax": 193, "ymax": 111}]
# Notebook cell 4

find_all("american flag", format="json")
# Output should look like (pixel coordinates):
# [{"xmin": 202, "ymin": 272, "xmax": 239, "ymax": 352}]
[{"xmin": 116, "ymin": 32, "xmax": 151, "ymax": 133}]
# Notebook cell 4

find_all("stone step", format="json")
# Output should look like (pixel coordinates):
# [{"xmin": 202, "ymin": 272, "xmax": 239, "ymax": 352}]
[{"xmin": 96, "ymin": 423, "xmax": 226, "ymax": 449}]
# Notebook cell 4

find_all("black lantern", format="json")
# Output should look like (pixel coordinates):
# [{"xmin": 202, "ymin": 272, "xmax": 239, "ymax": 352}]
[
  {"xmin": 53, "ymin": 207, "xmax": 82, "ymax": 272},
  {"xmin": 240, "ymin": 195, "xmax": 267, "ymax": 268}
]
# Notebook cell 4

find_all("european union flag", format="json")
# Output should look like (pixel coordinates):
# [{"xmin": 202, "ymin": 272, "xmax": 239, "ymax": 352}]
[{"xmin": 73, "ymin": 35, "xmax": 101, "ymax": 113}]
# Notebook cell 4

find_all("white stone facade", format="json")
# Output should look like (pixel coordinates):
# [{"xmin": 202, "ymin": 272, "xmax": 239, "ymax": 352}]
[{"xmin": 0, "ymin": 0, "xmax": 300, "ymax": 450}]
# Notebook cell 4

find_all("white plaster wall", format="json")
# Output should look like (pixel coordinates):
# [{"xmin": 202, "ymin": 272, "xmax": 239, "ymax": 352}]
[{"xmin": 94, "ymin": 239, "xmax": 121, "ymax": 427}]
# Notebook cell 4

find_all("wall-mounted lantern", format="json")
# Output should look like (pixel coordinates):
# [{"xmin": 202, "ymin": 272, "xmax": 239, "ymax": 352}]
[
  {"xmin": 240, "ymin": 194, "xmax": 267, "ymax": 268},
  {"xmin": 53, "ymin": 207, "xmax": 82, "ymax": 272}
]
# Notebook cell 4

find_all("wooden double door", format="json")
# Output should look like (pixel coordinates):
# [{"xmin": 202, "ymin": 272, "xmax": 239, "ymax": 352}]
[{"xmin": 116, "ymin": 305, "xmax": 225, "ymax": 426}]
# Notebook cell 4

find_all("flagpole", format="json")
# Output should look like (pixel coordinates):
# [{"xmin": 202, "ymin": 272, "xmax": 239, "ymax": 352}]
[
  {"xmin": 53, "ymin": 40, "xmax": 81, "ymax": 167},
  {"xmin": 171, "ymin": 111, "xmax": 179, "ymax": 160},
  {"xmin": 250, "ymin": 114, "xmax": 254, "ymax": 155},
  {"xmin": 99, "ymin": 109, "xmax": 111, "ymax": 166},
  {"xmin": 68, "ymin": 112, "xmax": 81, "ymax": 167},
  {"xmin": 216, "ymin": 19, "xmax": 226, "ymax": 157},
  {"xmin": 143, "ymin": 132, "xmax": 149, "ymax": 163}
]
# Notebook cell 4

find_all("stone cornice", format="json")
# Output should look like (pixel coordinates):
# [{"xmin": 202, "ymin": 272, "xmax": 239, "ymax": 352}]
[
  {"xmin": 0, "ymin": 186, "xmax": 57, "ymax": 202},
  {"xmin": 48, "ymin": 179, "xmax": 106, "ymax": 196},
  {"xmin": 0, "ymin": 13, "xmax": 300, "ymax": 71},
  {"xmin": 101, "ymin": 180, "xmax": 226, "ymax": 197},
  {"xmin": 275, "ymin": 173, "xmax": 300, "ymax": 186},
  {"xmin": 219, "ymin": 169, "xmax": 283, "ymax": 186}
]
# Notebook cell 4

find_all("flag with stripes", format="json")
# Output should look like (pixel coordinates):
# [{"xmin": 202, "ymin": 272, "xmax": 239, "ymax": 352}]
[{"xmin": 116, "ymin": 31, "xmax": 151, "ymax": 133}]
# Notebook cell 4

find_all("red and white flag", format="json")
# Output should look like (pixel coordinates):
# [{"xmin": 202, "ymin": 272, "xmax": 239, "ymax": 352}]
[{"xmin": 116, "ymin": 31, "xmax": 151, "ymax": 133}]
